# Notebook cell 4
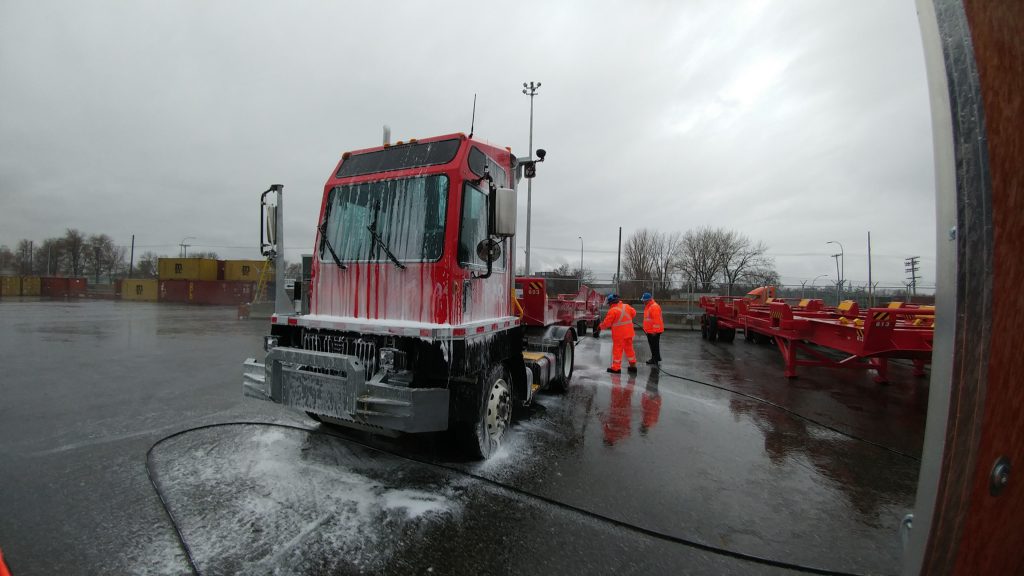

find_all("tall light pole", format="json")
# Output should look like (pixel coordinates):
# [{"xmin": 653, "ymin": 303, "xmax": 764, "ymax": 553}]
[
  {"xmin": 522, "ymin": 81, "xmax": 540, "ymax": 275},
  {"xmin": 827, "ymin": 240, "xmax": 844, "ymax": 303},
  {"xmin": 578, "ymin": 236, "xmax": 584, "ymax": 292}
]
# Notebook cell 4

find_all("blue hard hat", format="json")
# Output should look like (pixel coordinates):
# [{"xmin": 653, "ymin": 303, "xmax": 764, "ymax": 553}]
[
  {"xmin": 640, "ymin": 292, "xmax": 652, "ymax": 302},
  {"xmin": 606, "ymin": 293, "xmax": 620, "ymax": 304}
]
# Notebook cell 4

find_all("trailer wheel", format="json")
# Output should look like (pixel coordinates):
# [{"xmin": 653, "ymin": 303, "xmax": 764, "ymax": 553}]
[
  {"xmin": 708, "ymin": 316, "xmax": 719, "ymax": 342},
  {"xmin": 551, "ymin": 331, "xmax": 576, "ymax": 392},
  {"xmin": 700, "ymin": 315, "xmax": 708, "ymax": 339},
  {"xmin": 458, "ymin": 364, "xmax": 512, "ymax": 460},
  {"xmin": 576, "ymin": 320, "xmax": 588, "ymax": 338},
  {"xmin": 720, "ymin": 327, "xmax": 736, "ymax": 343},
  {"xmin": 592, "ymin": 319, "xmax": 601, "ymax": 338}
]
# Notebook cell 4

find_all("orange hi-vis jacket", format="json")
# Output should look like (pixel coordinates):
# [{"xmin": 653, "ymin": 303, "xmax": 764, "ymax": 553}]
[
  {"xmin": 600, "ymin": 302, "xmax": 637, "ymax": 339},
  {"xmin": 643, "ymin": 299, "xmax": 664, "ymax": 334}
]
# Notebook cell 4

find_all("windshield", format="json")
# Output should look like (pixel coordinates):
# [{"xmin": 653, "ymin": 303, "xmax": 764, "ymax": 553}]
[{"xmin": 321, "ymin": 175, "xmax": 448, "ymax": 264}]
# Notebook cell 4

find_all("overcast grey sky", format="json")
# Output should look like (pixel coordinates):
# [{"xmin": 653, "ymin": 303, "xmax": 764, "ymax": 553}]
[{"xmin": 0, "ymin": 0, "xmax": 935, "ymax": 287}]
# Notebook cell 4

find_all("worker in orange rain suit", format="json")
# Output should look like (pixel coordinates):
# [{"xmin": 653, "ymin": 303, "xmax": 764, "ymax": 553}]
[
  {"xmin": 640, "ymin": 292, "xmax": 664, "ymax": 365},
  {"xmin": 599, "ymin": 293, "xmax": 638, "ymax": 374},
  {"xmin": 602, "ymin": 372, "xmax": 636, "ymax": 446}
]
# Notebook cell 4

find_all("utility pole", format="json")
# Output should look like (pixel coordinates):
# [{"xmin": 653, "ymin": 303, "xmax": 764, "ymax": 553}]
[
  {"xmin": 128, "ymin": 235, "xmax": 135, "ymax": 278},
  {"xmin": 831, "ymin": 253, "xmax": 842, "ymax": 305},
  {"xmin": 615, "ymin": 226, "xmax": 622, "ymax": 295},
  {"xmin": 522, "ymin": 81, "xmax": 541, "ymax": 275},
  {"xmin": 867, "ymin": 231, "xmax": 873, "ymax": 307},
  {"xmin": 578, "ymin": 236, "xmax": 584, "ymax": 292},
  {"xmin": 827, "ymin": 240, "xmax": 844, "ymax": 304},
  {"xmin": 905, "ymin": 256, "xmax": 920, "ymax": 301}
]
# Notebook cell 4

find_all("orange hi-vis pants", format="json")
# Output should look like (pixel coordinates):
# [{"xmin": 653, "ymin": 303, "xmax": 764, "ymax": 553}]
[{"xmin": 611, "ymin": 336, "xmax": 637, "ymax": 370}]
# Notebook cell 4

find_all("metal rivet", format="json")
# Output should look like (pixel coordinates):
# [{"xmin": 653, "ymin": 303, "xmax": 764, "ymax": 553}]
[{"xmin": 990, "ymin": 457, "xmax": 1011, "ymax": 496}]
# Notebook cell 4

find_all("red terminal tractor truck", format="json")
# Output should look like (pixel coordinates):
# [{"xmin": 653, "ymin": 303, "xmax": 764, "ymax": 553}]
[{"xmin": 244, "ymin": 133, "xmax": 587, "ymax": 458}]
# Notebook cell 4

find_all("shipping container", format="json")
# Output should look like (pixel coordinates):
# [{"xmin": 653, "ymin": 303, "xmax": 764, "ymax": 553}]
[
  {"xmin": 0, "ymin": 276, "xmax": 21, "ymax": 297},
  {"xmin": 122, "ymin": 279, "xmax": 159, "ymax": 301},
  {"xmin": 41, "ymin": 277, "xmax": 69, "ymax": 297},
  {"xmin": 68, "ymin": 278, "xmax": 87, "ymax": 297},
  {"xmin": 223, "ymin": 259, "xmax": 271, "ymax": 282},
  {"xmin": 159, "ymin": 279, "xmax": 190, "ymax": 303},
  {"xmin": 20, "ymin": 276, "xmax": 41, "ymax": 296},
  {"xmin": 189, "ymin": 280, "xmax": 256, "ymax": 306},
  {"xmin": 158, "ymin": 258, "xmax": 219, "ymax": 281}
]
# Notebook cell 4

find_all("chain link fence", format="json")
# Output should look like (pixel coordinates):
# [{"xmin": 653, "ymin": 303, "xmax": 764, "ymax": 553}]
[{"xmin": 565, "ymin": 277, "xmax": 935, "ymax": 330}]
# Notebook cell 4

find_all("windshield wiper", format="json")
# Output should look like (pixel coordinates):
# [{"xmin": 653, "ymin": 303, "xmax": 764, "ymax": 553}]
[
  {"xmin": 317, "ymin": 204, "xmax": 347, "ymax": 269},
  {"xmin": 367, "ymin": 222, "xmax": 406, "ymax": 270}
]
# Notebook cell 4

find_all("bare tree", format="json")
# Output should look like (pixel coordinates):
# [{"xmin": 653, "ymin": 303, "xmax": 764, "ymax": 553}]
[
  {"xmin": 35, "ymin": 238, "xmax": 63, "ymax": 276},
  {"xmin": 189, "ymin": 251, "xmax": 219, "ymax": 259},
  {"xmin": 654, "ymin": 231, "xmax": 682, "ymax": 286},
  {"xmin": 15, "ymin": 240, "xmax": 34, "ymax": 274},
  {"xmin": 135, "ymin": 252, "xmax": 160, "ymax": 278},
  {"xmin": 104, "ymin": 244, "xmax": 127, "ymax": 281},
  {"xmin": 0, "ymin": 245, "xmax": 13, "ymax": 273},
  {"xmin": 85, "ymin": 234, "xmax": 116, "ymax": 284},
  {"xmin": 720, "ymin": 231, "xmax": 772, "ymax": 295},
  {"xmin": 551, "ymin": 263, "xmax": 572, "ymax": 277},
  {"xmin": 676, "ymin": 227, "xmax": 728, "ymax": 292},
  {"xmin": 622, "ymin": 228, "xmax": 661, "ymax": 282},
  {"xmin": 571, "ymin": 267, "xmax": 595, "ymax": 285},
  {"xmin": 743, "ymin": 266, "xmax": 781, "ymax": 288},
  {"xmin": 62, "ymin": 229, "xmax": 86, "ymax": 276}
]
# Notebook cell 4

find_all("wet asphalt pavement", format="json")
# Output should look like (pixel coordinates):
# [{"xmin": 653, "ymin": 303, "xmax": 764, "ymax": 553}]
[{"xmin": 0, "ymin": 299, "xmax": 928, "ymax": 575}]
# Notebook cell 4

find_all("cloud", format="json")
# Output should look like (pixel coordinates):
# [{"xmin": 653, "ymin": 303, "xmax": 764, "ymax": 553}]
[{"xmin": 0, "ymin": 0, "xmax": 935, "ymax": 286}]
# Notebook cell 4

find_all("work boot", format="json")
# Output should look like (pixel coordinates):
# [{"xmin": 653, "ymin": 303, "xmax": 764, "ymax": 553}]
[
  {"xmin": 645, "ymin": 359, "xmax": 658, "ymax": 365},
  {"xmin": 627, "ymin": 365, "xmax": 638, "ymax": 374},
  {"xmin": 607, "ymin": 367, "xmax": 621, "ymax": 374}
]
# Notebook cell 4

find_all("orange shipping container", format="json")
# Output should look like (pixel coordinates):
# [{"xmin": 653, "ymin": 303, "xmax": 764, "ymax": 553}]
[
  {"xmin": 122, "ymin": 279, "xmax": 159, "ymax": 301},
  {"xmin": 20, "ymin": 276, "xmax": 41, "ymax": 296},
  {"xmin": 158, "ymin": 258, "xmax": 219, "ymax": 281},
  {"xmin": 0, "ymin": 276, "xmax": 21, "ymax": 296},
  {"xmin": 223, "ymin": 260, "xmax": 271, "ymax": 282}
]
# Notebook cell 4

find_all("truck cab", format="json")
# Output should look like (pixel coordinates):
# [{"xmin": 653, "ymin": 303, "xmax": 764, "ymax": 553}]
[{"xmin": 244, "ymin": 133, "xmax": 572, "ymax": 459}]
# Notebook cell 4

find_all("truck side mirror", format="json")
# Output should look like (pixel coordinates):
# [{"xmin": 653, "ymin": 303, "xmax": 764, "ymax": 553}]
[{"xmin": 492, "ymin": 187, "xmax": 517, "ymax": 237}]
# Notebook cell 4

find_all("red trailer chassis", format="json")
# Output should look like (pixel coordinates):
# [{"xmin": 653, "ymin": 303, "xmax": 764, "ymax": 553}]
[
  {"xmin": 742, "ymin": 301, "xmax": 933, "ymax": 384},
  {"xmin": 515, "ymin": 277, "xmax": 603, "ymax": 336}
]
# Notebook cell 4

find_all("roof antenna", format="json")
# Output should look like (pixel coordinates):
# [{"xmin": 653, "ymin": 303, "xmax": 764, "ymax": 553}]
[{"xmin": 468, "ymin": 94, "xmax": 477, "ymax": 139}]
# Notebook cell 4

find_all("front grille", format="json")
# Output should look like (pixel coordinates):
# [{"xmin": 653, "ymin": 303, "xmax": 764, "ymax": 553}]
[{"xmin": 302, "ymin": 330, "xmax": 377, "ymax": 377}]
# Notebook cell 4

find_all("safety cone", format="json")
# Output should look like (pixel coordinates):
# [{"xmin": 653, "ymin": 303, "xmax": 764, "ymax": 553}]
[{"xmin": 0, "ymin": 547, "xmax": 11, "ymax": 576}]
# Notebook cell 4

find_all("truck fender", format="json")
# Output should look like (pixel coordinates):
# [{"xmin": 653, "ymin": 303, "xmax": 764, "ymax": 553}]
[{"xmin": 542, "ymin": 324, "xmax": 574, "ymax": 345}]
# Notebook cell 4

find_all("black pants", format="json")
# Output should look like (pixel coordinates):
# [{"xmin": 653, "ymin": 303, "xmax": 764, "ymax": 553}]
[{"xmin": 646, "ymin": 332, "xmax": 662, "ymax": 362}]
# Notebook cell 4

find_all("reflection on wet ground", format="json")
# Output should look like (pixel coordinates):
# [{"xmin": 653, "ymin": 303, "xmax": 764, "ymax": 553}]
[
  {"xmin": 151, "ymin": 424, "xmax": 801, "ymax": 575},
  {"xmin": 0, "ymin": 300, "xmax": 925, "ymax": 575}
]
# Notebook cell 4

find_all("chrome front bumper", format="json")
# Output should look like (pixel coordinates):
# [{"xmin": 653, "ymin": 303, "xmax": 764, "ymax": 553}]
[{"xmin": 243, "ymin": 346, "xmax": 449, "ymax": 433}]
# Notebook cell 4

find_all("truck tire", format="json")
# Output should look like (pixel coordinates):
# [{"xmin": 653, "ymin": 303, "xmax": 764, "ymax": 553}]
[
  {"xmin": 551, "ymin": 331, "xmax": 576, "ymax": 392},
  {"xmin": 700, "ymin": 315, "xmax": 708, "ymax": 339},
  {"xmin": 720, "ymin": 327, "xmax": 736, "ymax": 343},
  {"xmin": 576, "ymin": 320, "xmax": 588, "ymax": 338},
  {"xmin": 708, "ymin": 316, "xmax": 719, "ymax": 342},
  {"xmin": 592, "ymin": 319, "xmax": 601, "ymax": 338},
  {"xmin": 457, "ymin": 364, "xmax": 512, "ymax": 460}
]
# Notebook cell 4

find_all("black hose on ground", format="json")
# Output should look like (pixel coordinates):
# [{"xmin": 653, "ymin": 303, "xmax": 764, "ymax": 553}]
[{"xmin": 146, "ymin": 420, "xmax": 885, "ymax": 576}]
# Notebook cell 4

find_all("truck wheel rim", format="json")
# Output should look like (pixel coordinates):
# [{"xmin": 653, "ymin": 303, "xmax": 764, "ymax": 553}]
[
  {"xmin": 486, "ymin": 378, "xmax": 511, "ymax": 445},
  {"xmin": 563, "ymin": 342, "xmax": 574, "ymax": 378}
]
